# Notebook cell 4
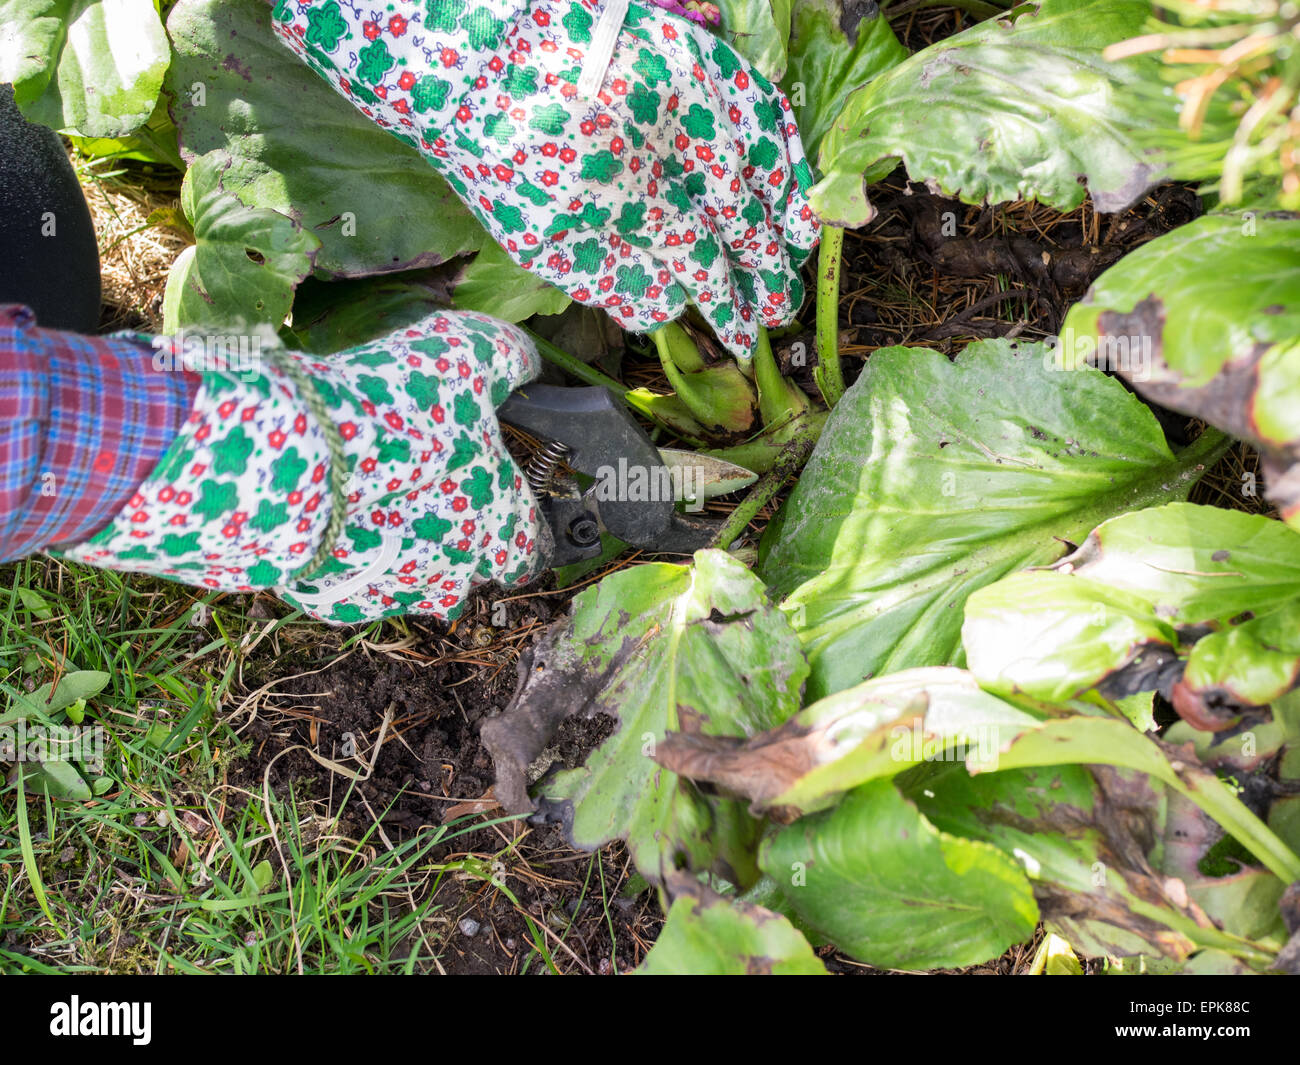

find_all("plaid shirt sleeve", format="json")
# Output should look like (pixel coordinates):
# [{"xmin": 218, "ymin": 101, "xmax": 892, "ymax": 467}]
[{"xmin": 0, "ymin": 304, "xmax": 199, "ymax": 563}]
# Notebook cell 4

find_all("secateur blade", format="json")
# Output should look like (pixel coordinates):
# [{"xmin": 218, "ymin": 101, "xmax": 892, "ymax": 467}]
[{"xmin": 498, "ymin": 384, "xmax": 750, "ymax": 565}]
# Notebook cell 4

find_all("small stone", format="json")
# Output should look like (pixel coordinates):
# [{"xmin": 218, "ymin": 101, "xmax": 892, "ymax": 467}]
[{"xmin": 458, "ymin": 918, "xmax": 481, "ymax": 938}]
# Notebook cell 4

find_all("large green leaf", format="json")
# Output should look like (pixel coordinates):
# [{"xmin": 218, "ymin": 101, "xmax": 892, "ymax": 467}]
[
  {"xmin": 760, "ymin": 778, "xmax": 1039, "ymax": 970},
  {"xmin": 714, "ymin": 0, "xmax": 791, "ymax": 83},
  {"xmin": 637, "ymin": 876, "xmax": 827, "ymax": 974},
  {"xmin": 481, "ymin": 550, "xmax": 808, "ymax": 884},
  {"xmin": 809, "ymin": 0, "xmax": 1167, "ymax": 226},
  {"xmin": 1, "ymin": 0, "xmax": 169, "ymax": 136},
  {"xmin": 779, "ymin": 0, "xmax": 907, "ymax": 168},
  {"xmin": 0, "ymin": 0, "xmax": 64, "ymax": 98},
  {"xmin": 656, "ymin": 665, "xmax": 1043, "ymax": 814},
  {"xmin": 757, "ymin": 338, "xmax": 1225, "ymax": 701},
  {"xmin": 451, "ymin": 239, "xmax": 571, "ymax": 323},
  {"xmin": 162, "ymin": 151, "xmax": 320, "ymax": 332},
  {"xmin": 964, "ymin": 504, "xmax": 1300, "ymax": 722},
  {"xmin": 1062, "ymin": 212, "xmax": 1300, "ymax": 529},
  {"xmin": 166, "ymin": 0, "xmax": 485, "ymax": 279}
]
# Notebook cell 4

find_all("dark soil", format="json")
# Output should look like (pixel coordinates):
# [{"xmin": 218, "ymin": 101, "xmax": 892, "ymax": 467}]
[{"xmin": 228, "ymin": 586, "xmax": 661, "ymax": 974}]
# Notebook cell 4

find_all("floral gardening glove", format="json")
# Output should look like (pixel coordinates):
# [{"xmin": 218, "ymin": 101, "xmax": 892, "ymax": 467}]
[
  {"xmin": 269, "ymin": 0, "xmax": 821, "ymax": 359},
  {"xmin": 60, "ymin": 311, "xmax": 550, "ymax": 625}
]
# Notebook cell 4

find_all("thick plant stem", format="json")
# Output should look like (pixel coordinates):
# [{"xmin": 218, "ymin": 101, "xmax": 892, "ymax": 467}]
[
  {"xmin": 1177, "ymin": 425, "xmax": 1232, "ymax": 470},
  {"xmin": 711, "ymin": 434, "xmax": 817, "ymax": 550},
  {"xmin": 753, "ymin": 327, "xmax": 810, "ymax": 427},
  {"xmin": 656, "ymin": 320, "xmax": 707, "ymax": 373},
  {"xmin": 813, "ymin": 225, "xmax": 846, "ymax": 408},
  {"xmin": 652, "ymin": 326, "xmax": 690, "ymax": 395},
  {"xmin": 523, "ymin": 328, "xmax": 628, "ymax": 398}
]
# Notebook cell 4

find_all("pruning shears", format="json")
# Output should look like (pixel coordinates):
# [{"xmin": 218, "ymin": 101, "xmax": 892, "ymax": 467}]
[{"xmin": 498, "ymin": 385, "xmax": 757, "ymax": 565}]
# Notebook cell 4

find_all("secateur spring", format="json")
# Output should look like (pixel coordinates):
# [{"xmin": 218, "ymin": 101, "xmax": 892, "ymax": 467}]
[{"xmin": 524, "ymin": 439, "xmax": 571, "ymax": 496}]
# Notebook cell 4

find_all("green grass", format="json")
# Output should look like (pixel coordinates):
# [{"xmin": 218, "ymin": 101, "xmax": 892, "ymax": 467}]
[{"xmin": 0, "ymin": 555, "xmax": 485, "ymax": 974}]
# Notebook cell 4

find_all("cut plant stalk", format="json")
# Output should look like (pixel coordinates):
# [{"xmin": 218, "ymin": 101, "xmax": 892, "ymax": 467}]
[
  {"xmin": 711, "ymin": 433, "xmax": 818, "ymax": 549},
  {"xmin": 706, "ymin": 409, "xmax": 827, "ymax": 475},
  {"xmin": 813, "ymin": 225, "xmax": 846, "ymax": 408}
]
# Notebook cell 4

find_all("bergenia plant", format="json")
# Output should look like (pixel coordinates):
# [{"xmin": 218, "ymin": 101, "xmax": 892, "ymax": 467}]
[{"xmin": 4, "ymin": 0, "xmax": 1299, "ymax": 973}]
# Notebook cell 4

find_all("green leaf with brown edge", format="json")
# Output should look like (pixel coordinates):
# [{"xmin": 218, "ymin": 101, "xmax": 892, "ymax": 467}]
[
  {"xmin": 166, "ymin": 0, "xmax": 485, "ymax": 280},
  {"xmin": 655, "ymin": 665, "xmax": 1044, "ymax": 816},
  {"xmin": 962, "ymin": 569, "xmax": 1180, "ymax": 705},
  {"xmin": 1182, "ymin": 600, "xmax": 1300, "ymax": 712},
  {"xmin": 779, "ymin": 0, "xmax": 907, "ymax": 168},
  {"xmin": 636, "ymin": 875, "xmax": 828, "ymax": 975},
  {"xmin": 481, "ymin": 549, "xmax": 807, "ymax": 886},
  {"xmin": 963, "ymin": 503, "xmax": 1300, "ymax": 721},
  {"xmin": 163, "ymin": 150, "xmax": 320, "ymax": 332},
  {"xmin": 1166, "ymin": 690, "xmax": 1300, "ymax": 916},
  {"xmin": 668, "ymin": 362, "xmax": 758, "ymax": 435},
  {"xmin": 757, "ymin": 338, "xmax": 1225, "ymax": 701},
  {"xmin": 759, "ymin": 777, "xmax": 1039, "ymax": 971},
  {"xmin": 903, "ymin": 761, "xmax": 1274, "ymax": 966},
  {"xmin": 1061, "ymin": 211, "xmax": 1300, "ymax": 528},
  {"xmin": 964, "ymin": 713, "xmax": 1300, "ymax": 889},
  {"xmin": 452, "ymin": 239, "xmax": 571, "ymax": 323},
  {"xmin": 1, "ymin": 0, "xmax": 170, "ymax": 137},
  {"xmin": 809, "ymin": 0, "xmax": 1168, "ymax": 227}
]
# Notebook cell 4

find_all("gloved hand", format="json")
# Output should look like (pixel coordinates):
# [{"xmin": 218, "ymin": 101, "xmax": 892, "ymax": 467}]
[
  {"xmin": 269, "ymin": 0, "xmax": 820, "ymax": 359},
  {"xmin": 61, "ymin": 311, "xmax": 550, "ymax": 624}
]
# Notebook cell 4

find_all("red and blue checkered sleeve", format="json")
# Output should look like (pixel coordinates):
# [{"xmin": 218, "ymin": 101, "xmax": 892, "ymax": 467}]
[{"xmin": 0, "ymin": 304, "xmax": 199, "ymax": 563}]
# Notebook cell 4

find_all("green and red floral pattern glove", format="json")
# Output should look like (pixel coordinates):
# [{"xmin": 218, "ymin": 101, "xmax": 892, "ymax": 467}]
[
  {"xmin": 269, "ymin": 0, "xmax": 820, "ymax": 358},
  {"xmin": 60, "ymin": 311, "xmax": 550, "ymax": 625}
]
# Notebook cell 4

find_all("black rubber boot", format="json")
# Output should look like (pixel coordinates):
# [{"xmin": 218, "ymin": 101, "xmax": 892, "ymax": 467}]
[{"xmin": 0, "ymin": 84, "xmax": 101, "ymax": 333}]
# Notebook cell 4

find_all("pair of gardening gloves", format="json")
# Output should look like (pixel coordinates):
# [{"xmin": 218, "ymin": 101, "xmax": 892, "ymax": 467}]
[
  {"xmin": 268, "ymin": 0, "xmax": 820, "ymax": 358},
  {"xmin": 42, "ymin": 0, "xmax": 820, "ymax": 625}
]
